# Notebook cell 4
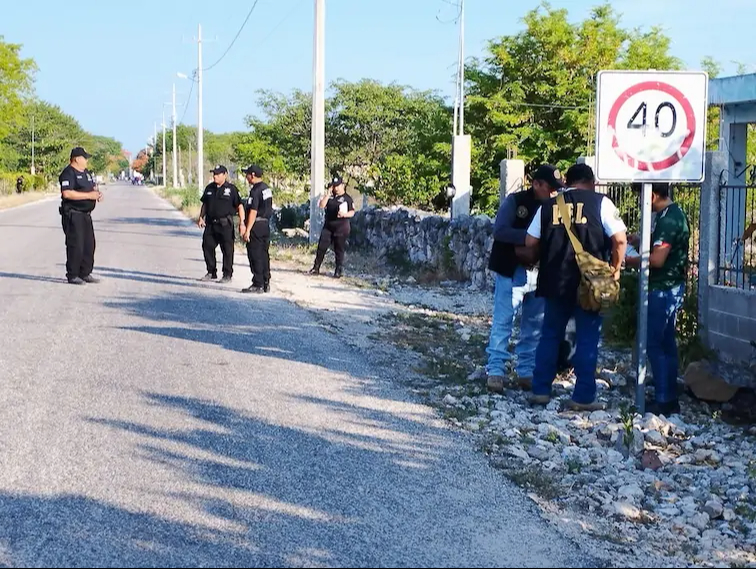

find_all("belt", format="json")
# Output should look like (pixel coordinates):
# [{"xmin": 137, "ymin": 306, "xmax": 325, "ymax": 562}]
[
  {"xmin": 254, "ymin": 217, "xmax": 268, "ymax": 222},
  {"xmin": 210, "ymin": 216, "xmax": 232, "ymax": 224}
]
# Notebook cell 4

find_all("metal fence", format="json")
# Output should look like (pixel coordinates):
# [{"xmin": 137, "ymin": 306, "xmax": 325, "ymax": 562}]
[
  {"xmin": 718, "ymin": 182, "xmax": 756, "ymax": 290},
  {"xmin": 596, "ymin": 183, "xmax": 702, "ymax": 291}
]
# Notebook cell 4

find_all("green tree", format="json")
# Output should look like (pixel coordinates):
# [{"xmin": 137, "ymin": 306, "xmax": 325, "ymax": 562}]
[
  {"xmin": 0, "ymin": 37, "xmax": 36, "ymax": 141},
  {"xmin": 466, "ymin": 2, "xmax": 682, "ymax": 213}
]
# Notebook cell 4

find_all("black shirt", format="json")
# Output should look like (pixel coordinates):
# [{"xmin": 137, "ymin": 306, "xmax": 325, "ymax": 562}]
[
  {"xmin": 325, "ymin": 192, "xmax": 354, "ymax": 223},
  {"xmin": 201, "ymin": 182, "xmax": 242, "ymax": 220},
  {"xmin": 59, "ymin": 165, "xmax": 96, "ymax": 213},
  {"xmin": 246, "ymin": 182, "xmax": 273, "ymax": 220}
]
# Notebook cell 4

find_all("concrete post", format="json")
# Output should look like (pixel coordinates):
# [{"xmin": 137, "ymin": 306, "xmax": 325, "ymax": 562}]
[
  {"xmin": 499, "ymin": 159, "xmax": 525, "ymax": 203},
  {"xmin": 698, "ymin": 151, "xmax": 728, "ymax": 344}
]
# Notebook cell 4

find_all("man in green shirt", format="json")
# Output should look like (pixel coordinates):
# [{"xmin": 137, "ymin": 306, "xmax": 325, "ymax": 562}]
[{"xmin": 627, "ymin": 183, "xmax": 690, "ymax": 416}]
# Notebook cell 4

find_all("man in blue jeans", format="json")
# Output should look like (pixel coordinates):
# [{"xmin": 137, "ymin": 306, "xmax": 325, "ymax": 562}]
[
  {"xmin": 485, "ymin": 165, "xmax": 561, "ymax": 393},
  {"xmin": 626, "ymin": 183, "xmax": 689, "ymax": 416},
  {"xmin": 525, "ymin": 164, "xmax": 627, "ymax": 410}
]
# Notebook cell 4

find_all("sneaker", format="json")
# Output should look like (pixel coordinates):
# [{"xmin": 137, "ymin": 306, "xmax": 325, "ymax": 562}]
[
  {"xmin": 486, "ymin": 375, "xmax": 505, "ymax": 394},
  {"xmin": 564, "ymin": 399, "xmax": 607, "ymax": 412},
  {"xmin": 219, "ymin": 275, "xmax": 233, "ymax": 284},
  {"xmin": 241, "ymin": 285, "xmax": 264, "ymax": 294},
  {"xmin": 530, "ymin": 394, "xmax": 551, "ymax": 406},
  {"xmin": 200, "ymin": 273, "xmax": 217, "ymax": 282},
  {"xmin": 67, "ymin": 277, "xmax": 86, "ymax": 285},
  {"xmin": 646, "ymin": 400, "xmax": 681, "ymax": 417},
  {"xmin": 308, "ymin": 267, "xmax": 320, "ymax": 276},
  {"xmin": 80, "ymin": 275, "xmax": 100, "ymax": 284}
]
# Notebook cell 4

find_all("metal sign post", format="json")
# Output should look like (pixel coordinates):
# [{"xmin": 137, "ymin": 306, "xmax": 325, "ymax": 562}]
[{"xmin": 595, "ymin": 70, "xmax": 708, "ymax": 413}]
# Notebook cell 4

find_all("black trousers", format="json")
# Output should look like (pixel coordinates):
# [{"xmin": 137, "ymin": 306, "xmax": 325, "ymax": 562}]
[
  {"xmin": 61, "ymin": 209, "xmax": 95, "ymax": 280},
  {"xmin": 203, "ymin": 219, "xmax": 235, "ymax": 277},
  {"xmin": 314, "ymin": 222, "xmax": 350, "ymax": 270},
  {"xmin": 246, "ymin": 221, "xmax": 271, "ymax": 287}
]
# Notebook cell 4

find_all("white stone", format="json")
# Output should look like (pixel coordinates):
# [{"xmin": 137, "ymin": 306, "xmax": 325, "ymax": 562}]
[
  {"xmin": 607, "ymin": 450, "xmax": 625, "ymax": 464},
  {"xmin": 613, "ymin": 501, "xmax": 642, "ymax": 521},
  {"xmin": 442, "ymin": 394, "xmax": 460, "ymax": 406},
  {"xmin": 657, "ymin": 506, "xmax": 681, "ymax": 518},
  {"xmin": 618, "ymin": 484, "xmax": 645, "ymax": 501},
  {"xmin": 589, "ymin": 410, "xmax": 612, "ymax": 423},
  {"xmin": 703, "ymin": 500, "xmax": 724, "ymax": 520},
  {"xmin": 505, "ymin": 446, "xmax": 530, "ymax": 461},
  {"xmin": 644, "ymin": 430, "xmax": 667, "ymax": 447},
  {"xmin": 688, "ymin": 512, "xmax": 711, "ymax": 531},
  {"xmin": 528, "ymin": 445, "xmax": 552, "ymax": 462},
  {"xmin": 723, "ymin": 508, "xmax": 736, "ymax": 522}
]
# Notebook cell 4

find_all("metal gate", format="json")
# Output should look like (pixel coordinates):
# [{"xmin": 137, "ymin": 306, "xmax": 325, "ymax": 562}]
[{"xmin": 718, "ymin": 165, "xmax": 756, "ymax": 290}]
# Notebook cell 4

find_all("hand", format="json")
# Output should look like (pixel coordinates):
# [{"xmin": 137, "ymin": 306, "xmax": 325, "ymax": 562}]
[
  {"xmin": 239, "ymin": 224, "xmax": 246, "ymax": 235},
  {"xmin": 613, "ymin": 269, "xmax": 621, "ymax": 282},
  {"xmin": 243, "ymin": 230, "xmax": 251, "ymax": 243},
  {"xmin": 337, "ymin": 211, "xmax": 345, "ymax": 218},
  {"xmin": 198, "ymin": 217, "xmax": 206, "ymax": 229},
  {"xmin": 95, "ymin": 190, "xmax": 103, "ymax": 202}
]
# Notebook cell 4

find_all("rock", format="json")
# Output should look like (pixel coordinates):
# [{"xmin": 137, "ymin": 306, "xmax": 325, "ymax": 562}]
[
  {"xmin": 702, "ymin": 529, "xmax": 723, "ymax": 541},
  {"xmin": 688, "ymin": 512, "xmax": 711, "ymax": 531},
  {"xmin": 527, "ymin": 445, "xmax": 553, "ymax": 462},
  {"xmin": 723, "ymin": 508, "xmax": 736, "ymax": 522},
  {"xmin": 641, "ymin": 449, "xmax": 664, "ymax": 471},
  {"xmin": 505, "ymin": 446, "xmax": 530, "ymax": 461},
  {"xmin": 442, "ymin": 394, "xmax": 460, "ymax": 406},
  {"xmin": 618, "ymin": 484, "xmax": 644, "ymax": 501},
  {"xmin": 644, "ymin": 430, "xmax": 667, "ymax": 447},
  {"xmin": 631, "ymin": 428, "xmax": 645, "ymax": 456},
  {"xmin": 657, "ymin": 506, "xmax": 682, "ymax": 518},
  {"xmin": 589, "ymin": 410, "xmax": 612, "ymax": 423},
  {"xmin": 406, "ymin": 276, "xmax": 417, "ymax": 284},
  {"xmin": 607, "ymin": 449, "xmax": 625, "ymax": 464},
  {"xmin": 467, "ymin": 367, "xmax": 486, "ymax": 382},
  {"xmin": 684, "ymin": 361, "xmax": 739, "ymax": 403},
  {"xmin": 613, "ymin": 501, "xmax": 642, "ymax": 521},
  {"xmin": 703, "ymin": 500, "xmax": 724, "ymax": 520}
]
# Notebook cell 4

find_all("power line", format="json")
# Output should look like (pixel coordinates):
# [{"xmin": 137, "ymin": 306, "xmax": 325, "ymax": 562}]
[
  {"xmin": 203, "ymin": 0, "xmax": 263, "ymax": 72},
  {"xmin": 178, "ymin": 70, "xmax": 197, "ymax": 124}
]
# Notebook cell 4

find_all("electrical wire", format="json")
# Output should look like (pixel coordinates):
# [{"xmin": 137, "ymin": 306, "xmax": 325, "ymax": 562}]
[{"xmin": 203, "ymin": 0, "xmax": 263, "ymax": 72}]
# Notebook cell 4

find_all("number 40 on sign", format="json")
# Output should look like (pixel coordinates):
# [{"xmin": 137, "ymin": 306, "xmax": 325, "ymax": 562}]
[{"xmin": 595, "ymin": 70, "xmax": 709, "ymax": 183}]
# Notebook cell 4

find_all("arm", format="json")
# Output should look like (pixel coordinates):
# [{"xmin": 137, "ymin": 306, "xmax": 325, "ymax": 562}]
[
  {"xmin": 319, "ymin": 193, "xmax": 330, "ymax": 209},
  {"xmin": 493, "ymin": 196, "xmax": 527, "ymax": 245},
  {"xmin": 625, "ymin": 243, "xmax": 671, "ymax": 269},
  {"xmin": 522, "ymin": 205, "xmax": 543, "ymax": 260},
  {"xmin": 610, "ymin": 231, "xmax": 628, "ymax": 279},
  {"xmin": 198, "ymin": 203, "xmax": 207, "ymax": 228},
  {"xmin": 237, "ymin": 204, "xmax": 246, "ymax": 230},
  {"xmin": 61, "ymin": 190, "xmax": 99, "ymax": 201}
]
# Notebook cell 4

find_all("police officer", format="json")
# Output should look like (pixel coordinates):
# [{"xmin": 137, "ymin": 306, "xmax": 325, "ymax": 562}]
[
  {"xmin": 485, "ymin": 165, "xmax": 561, "ymax": 393},
  {"xmin": 525, "ymin": 163, "xmax": 627, "ymax": 411},
  {"xmin": 198, "ymin": 165, "xmax": 245, "ymax": 283},
  {"xmin": 59, "ymin": 147, "xmax": 102, "ymax": 285},
  {"xmin": 16, "ymin": 176, "xmax": 23, "ymax": 194},
  {"xmin": 241, "ymin": 165, "xmax": 273, "ymax": 294},
  {"xmin": 309, "ymin": 175, "xmax": 355, "ymax": 278}
]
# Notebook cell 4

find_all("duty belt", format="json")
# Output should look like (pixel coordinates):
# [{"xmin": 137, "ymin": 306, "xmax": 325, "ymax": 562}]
[{"xmin": 254, "ymin": 217, "xmax": 268, "ymax": 222}]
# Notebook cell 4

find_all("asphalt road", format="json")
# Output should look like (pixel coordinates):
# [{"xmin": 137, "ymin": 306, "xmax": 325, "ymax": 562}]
[{"xmin": 0, "ymin": 184, "xmax": 589, "ymax": 568}]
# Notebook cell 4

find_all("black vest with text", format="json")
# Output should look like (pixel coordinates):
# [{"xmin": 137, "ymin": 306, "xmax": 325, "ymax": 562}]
[
  {"xmin": 537, "ymin": 189, "xmax": 611, "ymax": 299},
  {"xmin": 488, "ymin": 189, "xmax": 540, "ymax": 278}
]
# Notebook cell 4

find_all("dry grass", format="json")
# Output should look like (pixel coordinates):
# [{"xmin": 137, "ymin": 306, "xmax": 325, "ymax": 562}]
[{"xmin": 0, "ymin": 192, "xmax": 57, "ymax": 211}]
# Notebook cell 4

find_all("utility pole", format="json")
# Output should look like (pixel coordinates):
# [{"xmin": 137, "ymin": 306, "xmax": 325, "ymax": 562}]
[
  {"xmin": 451, "ymin": 0, "xmax": 471, "ymax": 219},
  {"xmin": 30, "ymin": 115, "xmax": 36, "ymax": 175},
  {"xmin": 310, "ymin": 0, "xmax": 326, "ymax": 243},
  {"xmin": 172, "ymin": 83, "xmax": 178, "ymax": 188},
  {"xmin": 153, "ymin": 122, "xmax": 158, "ymax": 183},
  {"xmin": 197, "ymin": 23, "xmax": 204, "ymax": 195},
  {"xmin": 162, "ymin": 111, "xmax": 167, "ymax": 186}
]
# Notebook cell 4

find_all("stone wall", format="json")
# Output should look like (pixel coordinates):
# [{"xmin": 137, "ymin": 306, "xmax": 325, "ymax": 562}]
[{"xmin": 350, "ymin": 206, "xmax": 495, "ymax": 289}]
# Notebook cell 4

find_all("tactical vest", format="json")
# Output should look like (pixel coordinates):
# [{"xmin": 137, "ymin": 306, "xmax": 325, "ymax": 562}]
[
  {"xmin": 488, "ymin": 189, "xmax": 541, "ymax": 278},
  {"xmin": 537, "ymin": 189, "xmax": 612, "ymax": 299}
]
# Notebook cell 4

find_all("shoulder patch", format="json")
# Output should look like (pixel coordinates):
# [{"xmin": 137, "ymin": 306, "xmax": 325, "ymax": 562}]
[
  {"xmin": 262, "ymin": 188, "xmax": 273, "ymax": 200},
  {"xmin": 516, "ymin": 205, "xmax": 529, "ymax": 219},
  {"xmin": 61, "ymin": 181, "xmax": 70, "ymax": 187}
]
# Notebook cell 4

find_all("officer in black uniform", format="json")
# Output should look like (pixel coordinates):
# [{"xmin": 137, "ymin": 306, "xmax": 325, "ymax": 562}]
[
  {"xmin": 309, "ymin": 175, "xmax": 355, "ymax": 278},
  {"xmin": 16, "ymin": 176, "xmax": 24, "ymax": 194},
  {"xmin": 241, "ymin": 165, "xmax": 273, "ymax": 294},
  {"xmin": 198, "ymin": 165, "xmax": 245, "ymax": 283},
  {"xmin": 59, "ymin": 147, "xmax": 102, "ymax": 285}
]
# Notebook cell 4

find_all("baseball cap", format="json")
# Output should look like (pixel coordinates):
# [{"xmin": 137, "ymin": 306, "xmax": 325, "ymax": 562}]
[
  {"xmin": 242, "ymin": 165, "xmax": 263, "ymax": 177},
  {"xmin": 328, "ymin": 175, "xmax": 344, "ymax": 188},
  {"xmin": 210, "ymin": 165, "xmax": 228, "ymax": 175},
  {"xmin": 531, "ymin": 164, "xmax": 563, "ymax": 189},
  {"xmin": 70, "ymin": 147, "xmax": 91, "ymax": 160}
]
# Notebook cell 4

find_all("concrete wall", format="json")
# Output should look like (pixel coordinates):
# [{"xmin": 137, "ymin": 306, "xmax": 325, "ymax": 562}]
[{"xmin": 707, "ymin": 286, "xmax": 756, "ymax": 362}]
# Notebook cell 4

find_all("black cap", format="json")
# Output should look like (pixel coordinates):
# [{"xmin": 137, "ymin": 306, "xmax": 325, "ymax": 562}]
[
  {"xmin": 328, "ymin": 175, "xmax": 344, "ymax": 188},
  {"xmin": 242, "ymin": 165, "xmax": 263, "ymax": 177},
  {"xmin": 531, "ymin": 164, "xmax": 563, "ymax": 189},
  {"xmin": 70, "ymin": 147, "xmax": 91, "ymax": 160},
  {"xmin": 210, "ymin": 165, "xmax": 228, "ymax": 175}
]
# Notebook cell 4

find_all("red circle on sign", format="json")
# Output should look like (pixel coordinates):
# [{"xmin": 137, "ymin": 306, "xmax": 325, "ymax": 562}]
[{"xmin": 607, "ymin": 81, "xmax": 696, "ymax": 172}]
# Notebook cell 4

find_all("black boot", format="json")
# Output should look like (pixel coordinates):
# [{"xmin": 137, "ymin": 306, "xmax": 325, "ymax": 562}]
[
  {"xmin": 263, "ymin": 281, "xmax": 270, "ymax": 293},
  {"xmin": 334, "ymin": 267, "xmax": 343, "ymax": 279},
  {"xmin": 309, "ymin": 266, "xmax": 320, "ymax": 276}
]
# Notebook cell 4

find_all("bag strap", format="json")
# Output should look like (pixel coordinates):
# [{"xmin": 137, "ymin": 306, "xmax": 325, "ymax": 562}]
[{"xmin": 556, "ymin": 193, "xmax": 585, "ymax": 255}]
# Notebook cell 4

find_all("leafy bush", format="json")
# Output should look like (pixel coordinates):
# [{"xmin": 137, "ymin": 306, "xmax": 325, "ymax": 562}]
[{"xmin": 0, "ymin": 172, "xmax": 49, "ymax": 195}]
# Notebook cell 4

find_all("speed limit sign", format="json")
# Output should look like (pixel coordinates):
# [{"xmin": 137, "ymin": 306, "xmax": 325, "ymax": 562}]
[{"xmin": 595, "ymin": 70, "xmax": 708, "ymax": 182}]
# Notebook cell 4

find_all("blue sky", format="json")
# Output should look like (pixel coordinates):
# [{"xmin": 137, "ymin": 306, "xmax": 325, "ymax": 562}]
[{"xmin": 2, "ymin": 0, "xmax": 753, "ymax": 154}]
